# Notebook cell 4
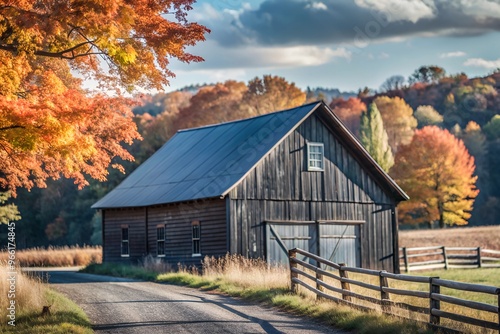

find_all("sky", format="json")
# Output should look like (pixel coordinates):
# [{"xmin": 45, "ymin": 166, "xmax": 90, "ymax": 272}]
[{"xmin": 166, "ymin": 0, "xmax": 500, "ymax": 93}]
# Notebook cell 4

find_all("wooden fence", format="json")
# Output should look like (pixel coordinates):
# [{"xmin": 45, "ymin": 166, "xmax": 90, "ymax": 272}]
[
  {"xmin": 289, "ymin": 248, "xmax": 500, "ymax": 334},
  {"xmin": 400, "ymin": 246, "xmax": 500, "ymax": 272}
]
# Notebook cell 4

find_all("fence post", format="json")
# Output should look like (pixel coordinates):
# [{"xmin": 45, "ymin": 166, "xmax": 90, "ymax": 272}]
[
  {"xmin": 339, "ymin": 263, "xmax": 352, "ymax": 302},
  {"xmin": 477, "ymin": 247, "xmax": 482, "ymax": 268},
  {"xmin": 379, "ymin": 270, "xmax": 391, "ymax": 313},
  {"xmin": 497, "ymin": 291, "xmax": 499, "ymax": 334},
  {"xmin": 442, "ymin": 246, "xmax": 449, "ymax": 270},
  {"xmin": 289, "ymin": 249, "xmax": 298, "ymax": 294},
  {"xmin": 316, "ymin": 264, "xmax": 324, "ymax": 302},
  {"xmin": 403, "ymin": 247, "xmax": 409, "ymax": 272},
  {"xmin": 429, "ymin": 277, "xmax": 441, "ymax": 327}
]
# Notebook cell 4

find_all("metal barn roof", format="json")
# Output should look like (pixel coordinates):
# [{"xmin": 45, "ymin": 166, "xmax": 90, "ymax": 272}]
[{"xmin": 92, "ymin": 101, "xmax": 408, "ymax": 209}]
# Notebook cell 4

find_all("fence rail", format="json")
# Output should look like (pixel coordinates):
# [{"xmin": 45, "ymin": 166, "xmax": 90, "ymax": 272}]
[
  {"xmin": 400, "ymin": 246, "xmax": 500, "ymax": 272},
  {"xmin": 288, "ymin": 248, "xmax": 500, "ymax": 334}
]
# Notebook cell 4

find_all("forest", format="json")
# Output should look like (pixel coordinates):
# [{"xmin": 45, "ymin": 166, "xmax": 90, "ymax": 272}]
[{"xmin": 3, "ymin": 67, "xmax": 500, "ymax": 248}]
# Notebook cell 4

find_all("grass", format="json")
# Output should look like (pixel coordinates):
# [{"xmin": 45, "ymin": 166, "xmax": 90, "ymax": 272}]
[
  {"xmin": 0, "ymin": 263, "xmax": 92, "ymax": 334},
  {"xmin": 0, "ymin": 245, "xmax": 102, "ymax": 267},
  {"xmin": 83, "ymin": 255, "xmax": 432, "ymax": 334}
]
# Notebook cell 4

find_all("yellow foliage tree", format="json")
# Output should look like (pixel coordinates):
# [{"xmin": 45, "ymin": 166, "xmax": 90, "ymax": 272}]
[{"xmin": 391, "ymin": 126, "xmax": 479, "ymax": 227}]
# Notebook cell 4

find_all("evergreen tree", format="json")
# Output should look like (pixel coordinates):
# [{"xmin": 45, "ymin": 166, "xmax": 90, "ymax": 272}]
[{"xmin": 359, "ymin": 103, "xmax": 394, "ymax": 172}]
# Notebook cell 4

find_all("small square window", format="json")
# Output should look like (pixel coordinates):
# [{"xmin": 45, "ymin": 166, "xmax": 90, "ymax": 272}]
[
  {"xmin": 157, "ymin": 225, "xmax": 165, "ymax": 257},
  {"xmin": 192, "ymin": 221, "xmax": 201, "ymax": 256},
  {"xmin": 121, "ymin": 225, "xmax": 129, "ymax": 257},
  {"xmin": 307, "ymin": 142, "xmax": 324, "ymax": 171}
]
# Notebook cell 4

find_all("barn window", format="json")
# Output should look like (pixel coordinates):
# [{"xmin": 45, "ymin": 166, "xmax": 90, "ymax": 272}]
[
  {"xmin": 307, "ymin": 142, "xmax": 324, "ymax": 171},
  {"xmin": 121, "ymin": 225, "xmax": 129, "ymax": 257},
  {"xmin": 192, "ymin": 221, "xmax": 201, "ymax": 256},
  {"xmin": 157, "ymin": 225, "xmax": 165, "ymax": 257}
]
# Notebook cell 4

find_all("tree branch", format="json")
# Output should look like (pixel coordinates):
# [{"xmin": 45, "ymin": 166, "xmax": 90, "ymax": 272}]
[
  {"xmin": 0, "ymin": 125, "xmax": 24, "ymax": 131},
  {"xmin": 0, "ymin": 40, "xmax": 106, "ymax": 60}
]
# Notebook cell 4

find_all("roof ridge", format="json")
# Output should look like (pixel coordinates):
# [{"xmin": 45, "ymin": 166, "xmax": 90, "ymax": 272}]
[{"xmin": 177, "ymin": 100, "xmax": 322, "ymax": 133}]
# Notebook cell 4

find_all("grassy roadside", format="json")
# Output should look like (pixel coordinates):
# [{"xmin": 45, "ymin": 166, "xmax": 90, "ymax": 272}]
[
  {"xmin": 0, "ymin": 266, "xmax": 92, "ymax": 334},
  {"xmin": 82, "ymin": 256, "xmax": 431, "ymax": 334}
]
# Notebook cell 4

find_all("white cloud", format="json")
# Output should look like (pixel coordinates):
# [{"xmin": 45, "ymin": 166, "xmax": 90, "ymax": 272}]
[
  {"xmin": 440, "ymin": 51, "xmax": 466, "ymax": 58},
  {"xmin": 306, "ymin": 2, "xmax": 328, "ymax": 11},
  {"xmin": 354, "ymin": 0, "xmax": 437, "ymax": 23},
  {"xmin": 451, "ymin": 0, "xmax": 500, "ymax": 20},
  {"xmin": 464, "ymin": 57, "xmax": 500, "ymax": 69}
]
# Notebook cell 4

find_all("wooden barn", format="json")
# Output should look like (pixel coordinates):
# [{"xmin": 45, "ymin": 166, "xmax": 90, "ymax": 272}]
[{"xmin": 92, "ymin": 101, "xmax": 408, "ymax": 272}]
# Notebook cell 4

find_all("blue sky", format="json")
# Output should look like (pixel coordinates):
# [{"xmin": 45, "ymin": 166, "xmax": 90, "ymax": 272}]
[{"xmin": 166, "ymin": 0, "xmax": 500, "ymax": 93}]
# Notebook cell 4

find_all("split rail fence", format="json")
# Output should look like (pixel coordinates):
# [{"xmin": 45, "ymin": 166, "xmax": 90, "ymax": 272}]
[
  {"xmin": 400, "ymin": 246, "xmax": 500, "ymax": 272},
  {"xmin": 288, "ymin": 248, "xmax": 500, "ymax": 333}
]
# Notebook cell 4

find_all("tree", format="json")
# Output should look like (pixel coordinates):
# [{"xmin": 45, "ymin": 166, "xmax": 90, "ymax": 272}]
[
  {"xmin": 372, "ymin": 96, "xmax": 417, "ymax": 152},
  {"xmin": 414, "ymin": 105, "xmax": 443, "ymax": 128},
  {"xmin": 484, "ymin": 115, "xmax": 500, "ymax": 140},
  {"xmin": 0, "ymin": 1, "xmax": 208, "ymax": 197},
  {"xmin": 391, "ymin": 126, "xmax": 479, "ymax": 228},
  {"xmin": 241, "ymin": 75, "xmax": 306, "ymax": 116},
  {"xmin": 329, "ymin": 97, "xmax": 366, "ymax": 137},
  {"xmin": 359, "ymin": 103, "xmax": 394, "ymax": 172},
  {"xmin": 174, "ymin": 80, "xmax": 249, "ymax": 130},
  {"xmin": 0, "ymin": 192, "xmax": 20, "ymax": 224},
  {"xmin": 380, "ymin": 75, "xmax": 406, "ymax": 92},
  {"xmin": 409, "ymin": 66, "xmax": 446, "ymax": 84}
]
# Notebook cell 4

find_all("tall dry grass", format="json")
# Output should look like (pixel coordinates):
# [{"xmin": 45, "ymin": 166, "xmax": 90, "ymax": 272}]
[
  {"xmin": 202, "ymin": 254, "xmax": 289, "ymax": 290},
  {"xmin": 0, "ymin": 263, "xmax": 46, "ymax": 319},
  {"xmin": 0, "ymin": 245, "xmax": 102, "ymax": 267}
]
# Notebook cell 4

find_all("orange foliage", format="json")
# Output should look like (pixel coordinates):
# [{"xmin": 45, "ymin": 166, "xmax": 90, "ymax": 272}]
[
  {"xmin": 330, "ymin": 97, "xmax": 366, "ymax": 137},
  {"xmin": 0, "ymin": 0, "xmax": 208, "ymax": 194},
  {"xmin": 391, "ymin": 126, "xmax": 479, "ymax": 227},
  {"xmin": 0, "ymin": 0, "xmax": 209, "ymax": 90}
]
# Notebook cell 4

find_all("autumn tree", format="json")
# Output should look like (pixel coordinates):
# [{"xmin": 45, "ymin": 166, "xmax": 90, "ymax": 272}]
[
  {"xmin": 330, "ymin": 97, "xmax": 366, "ymax": 137},
  {"xmin": 414, "ymin": 105, "xmax": 443, "ymax": 128},
  {"xmin": 359, "ymin": 103, "xmax": 393, "ymax": 172},
  {"xmin": 0, "ymin": 1, "xmax": 208, "ymax": 197},
  {"xmin": 373, "ymin": 96, "xmax": 417, "ymax": 152},
  {"xmin": 174, "ymin": 81, "xmax": 249, "ymax": 130},
  {"xmin": 391, "ymin": 126, "xmax": 479, "ymax": 228},
  {"xmin": 241, "ymin": 75, "xmax": 306, "ymax": 116}
]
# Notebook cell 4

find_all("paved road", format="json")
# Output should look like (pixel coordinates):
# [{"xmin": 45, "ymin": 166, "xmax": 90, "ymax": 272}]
[{"xmin": 35, "ymin": 269, "xmax": 343, "ymax": 334}]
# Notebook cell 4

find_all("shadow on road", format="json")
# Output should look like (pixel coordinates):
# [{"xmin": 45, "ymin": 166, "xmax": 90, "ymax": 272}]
[{"xmin": 24, "ymin": 268, "xmax": 141, "ymax": 284}]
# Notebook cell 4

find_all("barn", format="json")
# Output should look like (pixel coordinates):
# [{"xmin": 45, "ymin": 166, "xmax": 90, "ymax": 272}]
[{"xmin": 92, "ymin": 101, "xmax": 408, "ymax": 272}]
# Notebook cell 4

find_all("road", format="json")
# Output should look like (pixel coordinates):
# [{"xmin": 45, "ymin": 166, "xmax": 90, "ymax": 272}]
[{"xmin": 35, "ymin": 269, "xmax": 343, "ymax": 334}]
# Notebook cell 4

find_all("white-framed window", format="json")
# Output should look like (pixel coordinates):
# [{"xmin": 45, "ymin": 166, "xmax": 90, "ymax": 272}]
[
  {"xmin": 157, "ymin": 225, "xmax": 165, "ymax": 257},
  {"xmin": 307, "ymin": 142, "xmax": 324, "ymax": 171},
  {"xmin": 192, "ymin": 221, "xmax": 201, "ymax": 256},
  {"xmin": 121, "ymin": 225, "xmax": 129, "ymax": 257}
]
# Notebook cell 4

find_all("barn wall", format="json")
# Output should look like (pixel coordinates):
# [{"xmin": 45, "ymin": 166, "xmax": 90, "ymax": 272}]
[
  {"xmin": 146, "ymin": 198, "xmax": 227, "ymax": 267},
  {"xmin": 102, "ymin": 208, "xmax": 147, "ymax": 263},
  {"xmin": 228, "ymin": 112, "xmax": 398, "ymax": 272}
]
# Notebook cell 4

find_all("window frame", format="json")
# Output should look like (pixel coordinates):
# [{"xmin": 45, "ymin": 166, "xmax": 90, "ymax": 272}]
[
  {"xmin": 156, "ymin": 225, "xmax": 165, "ymax": 257},
  {"xmin": 120, "ymin": 225, "xmax": 130, "ymax": 257},
  {"xmin": 192, "ymin": 221, "xmax": 201, "ymax": 257},
  {"xmin": 307, "ymin": 142, "xmax": 325, "ymax": 171}
]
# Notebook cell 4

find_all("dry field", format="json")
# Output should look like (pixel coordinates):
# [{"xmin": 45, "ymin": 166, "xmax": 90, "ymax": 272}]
[
  {"xmin": 0, "ymin": 245, "xmax": 102, "ymax": 267},
  {"xmin": 399, "ymin": 225, "xmax": 500, "ymax": 250}
]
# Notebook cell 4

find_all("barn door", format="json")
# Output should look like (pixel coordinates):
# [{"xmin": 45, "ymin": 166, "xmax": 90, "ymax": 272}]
[
  {"xmin": 266, "ymin": 221, "xmax": 360, "ymax": 267},
  {"xmin": 320, "ymin": 224, "xmax": 359, "ymax": 267},
  {"xmin": 265, "ymin": 223, "xmax": 317, "ymax": 266}
]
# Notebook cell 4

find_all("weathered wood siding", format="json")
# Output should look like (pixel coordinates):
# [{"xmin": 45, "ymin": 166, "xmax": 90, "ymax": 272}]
[
  {"xmin": 228, "ymin": 112, "xmax": 398, "ymax": 272},
  {"xmin": 102, "ymin": 208, "xmax": 146, "ymax": 262},
  {"xmin": 146, "ymin": 198, "xmax": 227, "ymax": 266}
]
